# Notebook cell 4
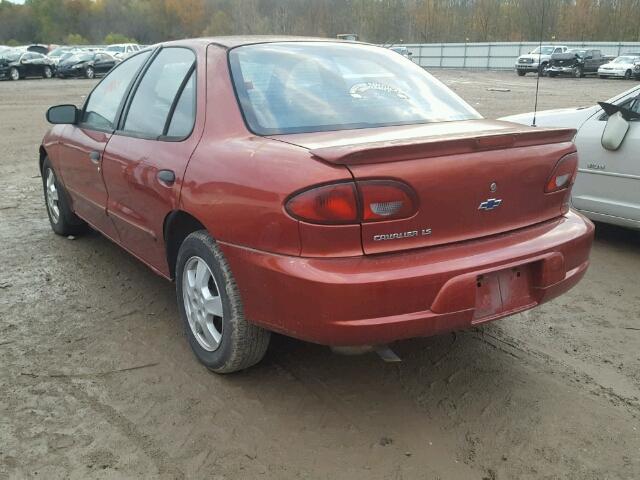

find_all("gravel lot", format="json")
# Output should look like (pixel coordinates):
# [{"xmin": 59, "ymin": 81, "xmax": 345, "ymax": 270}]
[{"xmin": 1, "ymin": 70, "xmax": 639, "ymax": 480}]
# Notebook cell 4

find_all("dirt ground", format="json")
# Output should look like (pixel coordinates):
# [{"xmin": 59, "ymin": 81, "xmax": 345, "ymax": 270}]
[{"xmin": 1, "ymin": 69, "xmax": 639, "ymax": 480}]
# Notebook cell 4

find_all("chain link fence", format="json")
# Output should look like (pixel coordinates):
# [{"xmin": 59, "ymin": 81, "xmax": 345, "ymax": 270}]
[{"xmin": 400, "ymin": 42, "xmax": 640, "ymax": 70}]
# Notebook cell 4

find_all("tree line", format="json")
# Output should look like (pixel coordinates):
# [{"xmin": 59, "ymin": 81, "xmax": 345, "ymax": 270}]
[{"xmin": 1, "ymin": 0, "xmax": 640, "ymax": 46}]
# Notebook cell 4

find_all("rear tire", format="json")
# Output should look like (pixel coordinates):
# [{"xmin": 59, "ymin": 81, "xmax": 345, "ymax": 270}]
[
  {"xmin": 43, "ymin": 66, "xmax": 52, "ymax": 79},
  {"xmin": 41, "ymin": 157, "xmax": 87, "ymax": 236},
  {"xmin": 573, "ymin": 66, "xmax": 583, "ymax": 78},
  {"xmin": 176, "ymin": 230, "xmax": 270, "ymax": 373}
]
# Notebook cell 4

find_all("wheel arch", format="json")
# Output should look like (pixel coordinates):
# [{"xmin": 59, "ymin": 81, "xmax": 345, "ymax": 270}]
[
  {"xmin": 164, "ymin": 210, "xmax": 208, "ymax": 279},
  {"xmin": 39, "ymin": 145, "xmax": 48, "ymax": 174}
]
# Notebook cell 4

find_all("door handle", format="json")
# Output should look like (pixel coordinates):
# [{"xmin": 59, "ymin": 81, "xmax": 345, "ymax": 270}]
[
  {"xmin": 89, "ymin": 151, "xmax": 101, "ymax": 164},
  {"xmin": 157, "ymin": 170, "xmax": 176, "ymax": 185}
]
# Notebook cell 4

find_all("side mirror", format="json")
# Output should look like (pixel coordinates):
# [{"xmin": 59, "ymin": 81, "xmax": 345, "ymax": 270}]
[
  {"xmin": 602, "ymin": 112, "xmax": 629, "ymax": 151},
  {"xmin": 46, "ymin": 104, "xmax": 79, "ymax": 125}
]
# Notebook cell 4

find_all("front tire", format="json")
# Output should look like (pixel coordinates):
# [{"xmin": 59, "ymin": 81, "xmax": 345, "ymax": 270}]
[
  {"xmin": 41, "ymin": 157, "xmax": 87, "ymax": 236},
  {"xmin": 84, "ymin": 66, "xmax": 95, "ymax": 79},
  {"xmin": 538, "ymin": 63, "xmax": 548, "ymax": 77},
  {"xmin": 624, "ymin": 70, "xmax": 632, "ymax": 80},
  {"xmin": 9, "ymin": 67, "xmax": 19, "ymax": 81},
  {"xmin": 176, "ymin": 231, "xmax": 270, "ymax": 373},
  {"xmin": 573, "ymin": 66, "xmax": 583, "ymax": 78},
  {"xmin": 43, "ymin": 66, "xmax": 53, "ymax": 79},
  {"xmin": 516, "ymin": 70, "xmax": 526, "ymax": 77}
]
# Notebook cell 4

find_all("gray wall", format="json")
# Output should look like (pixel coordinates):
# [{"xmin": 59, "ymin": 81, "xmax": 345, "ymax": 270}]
[{"xmin": 400, "ymin": 42, "xmax": 640, "ymax": 70}]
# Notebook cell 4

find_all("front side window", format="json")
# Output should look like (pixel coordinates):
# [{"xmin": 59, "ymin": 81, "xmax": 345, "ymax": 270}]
[
  {"xmin": 229, "ymin": 42, "xmax": 481, "ymax": 135},
  {"xmin": 81, "ymin": 50, "xmax": 151, "ymax": 131},
  {"xmin": 123, "ymin": 47, "xmax": 195, "ymax": 138}
]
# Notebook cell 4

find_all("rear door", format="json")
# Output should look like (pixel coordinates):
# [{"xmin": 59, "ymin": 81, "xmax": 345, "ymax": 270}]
[
  {"xmin": 101, "ymin": 47, "xmax": 202, "ymax": 273},
  {"xmin": 572, "ymin": 92, "xmax": 640, "ymax": 224},
  {"xmin": 56, "ymin": 51, "xmax": 152, "ymax": 238}
]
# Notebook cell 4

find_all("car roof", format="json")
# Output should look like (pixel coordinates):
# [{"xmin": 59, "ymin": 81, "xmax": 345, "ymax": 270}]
[{"xmin": 160, "ymin": 35, "xmax": 353, "ymax": 50}]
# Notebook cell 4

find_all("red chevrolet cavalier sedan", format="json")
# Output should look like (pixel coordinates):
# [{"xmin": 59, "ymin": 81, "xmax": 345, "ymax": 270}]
[{"xmin": 40, "ymin": 37, "xmax": 594, "ymax": 372}]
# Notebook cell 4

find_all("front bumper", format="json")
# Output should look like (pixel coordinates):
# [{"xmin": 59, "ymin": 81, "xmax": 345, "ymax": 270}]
[
  {"xmin": 549, "ymin": 66, "xmax": 575, "ymax": 74},
  {"xmin": 56, "ymin": 68, "xmax": 84, "ymax": 77},
  {"xmin": 515, "ymin": 62, "xmax": 539, "ymax": 72},
  {"xmin": 221, "ymin": 210, "xmax": 594, "ymax": 346},
  {"xmin": 598, "ymin": 69, "xmax": 626, "ymax": 77}
]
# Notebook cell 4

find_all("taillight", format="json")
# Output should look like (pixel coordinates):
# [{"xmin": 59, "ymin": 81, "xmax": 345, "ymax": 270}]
[
  {"xmin": 545, "ymin": 152, "xmax": 578, "ymax": 193},
  {"xmin": 358, "ymin": 180, "xmax": 417, "ymax": 222},
  {"xmin": 286, "ymin": 180, "xmax": 417, "ymax": 225},
  {"xmin": 286, "ymin": 183, "xmax": 358, "ymax": 224}
]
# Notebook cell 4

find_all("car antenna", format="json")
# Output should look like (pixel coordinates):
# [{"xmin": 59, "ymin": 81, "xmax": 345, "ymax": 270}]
[{"xmin": 532, "ymin": 0, "xmax": 547, "ymax": 127}]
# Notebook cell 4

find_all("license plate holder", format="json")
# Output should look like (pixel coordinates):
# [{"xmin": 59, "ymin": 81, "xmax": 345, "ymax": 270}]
[{"xmin": 473, "ymin": 265, "xmax": 535, "ymax": 322}]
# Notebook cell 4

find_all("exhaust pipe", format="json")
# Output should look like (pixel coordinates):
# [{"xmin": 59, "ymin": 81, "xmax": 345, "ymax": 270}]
[{"xmin": 330, "ymin": 345, "xmax": 402, "ymax": 363}]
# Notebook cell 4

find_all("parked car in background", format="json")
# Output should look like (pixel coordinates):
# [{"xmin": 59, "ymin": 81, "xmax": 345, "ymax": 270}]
[
  {"xmin": 598, "ymin": 55, "xmax": 640, "ymax": 79},
  {"xmin": 40, "ymin": 38, "xmax": 593, "ymax": 372},
  {"xmin": 634, "ymin": 61, "xmax": 640, "ymax": 80},
  {"xmin": 47, "ymin": 46, "xmax": 79, "ymax": 66},
  {"xmin": 548, "ymin": 49, "xmax": 609, "ymax": 77},
  {"xmin": 104, "ymin": 43, "xmax": 140, "ymax": 59},
  {"xmin": 501, "ymin": 85, "xmax": 640, "ymax": 230},
  {"xmin": 0, "ymin": 50, "xmax": 54, "ymax": 80},
  {"xmin": 515, "ymin": 45, "xmax": 568, "ymax": 76},
  {"xmin": 56, "ymin": 51, "xmax": 119, "ymax": 78},
  {"xmin": 23, "ymin": 44, "xmax": 50, "ymax": 55}
]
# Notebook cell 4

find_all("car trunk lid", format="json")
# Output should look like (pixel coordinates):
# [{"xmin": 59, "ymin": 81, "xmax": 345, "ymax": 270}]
[{"xmin": 272, "ymin": 120, "xmax": 577, "ymax": 255}]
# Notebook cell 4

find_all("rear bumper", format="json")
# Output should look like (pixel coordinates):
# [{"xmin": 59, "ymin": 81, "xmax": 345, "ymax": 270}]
[{"xmin": 220, "ymin": 210, "xmax": 594, "ymax": 346}]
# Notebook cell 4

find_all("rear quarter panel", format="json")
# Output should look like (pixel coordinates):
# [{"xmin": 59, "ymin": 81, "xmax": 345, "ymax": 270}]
[{"xmin": 179, "ymin": 45, "xmax": 354, "ymax": 256}]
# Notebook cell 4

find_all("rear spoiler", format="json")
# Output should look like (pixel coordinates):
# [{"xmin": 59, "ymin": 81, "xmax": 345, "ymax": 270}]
[{"xmin": 309, "ymin": 127, "xmax": 576, "ymax": 165}]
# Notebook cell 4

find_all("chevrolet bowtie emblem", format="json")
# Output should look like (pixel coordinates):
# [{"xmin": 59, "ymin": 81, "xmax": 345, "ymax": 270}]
[{"xmin": 478, "ymin": 198, "xmax": 503, "ymax": 210}]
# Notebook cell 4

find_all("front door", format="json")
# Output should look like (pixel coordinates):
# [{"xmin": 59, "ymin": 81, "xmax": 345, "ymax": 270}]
[
  {"xmin": 573, "ymin": 93, "xmax": 640, "ymax": 224},
  {"xmin": 56, "ymin": 50, "xmax": 153, "ymax": 239}
]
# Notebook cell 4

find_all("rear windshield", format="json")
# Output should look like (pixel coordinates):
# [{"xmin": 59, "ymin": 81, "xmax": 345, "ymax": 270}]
[{"xmin": 229, "ymin": 42, "xmax": 481, "ymax": 135}]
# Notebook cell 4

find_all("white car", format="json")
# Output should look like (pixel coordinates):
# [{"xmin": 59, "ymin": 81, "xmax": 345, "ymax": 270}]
[
  {"xmin": 103, "ymin": 43, "xmax": 140, "ymax": 59},
  {"xmin": 515, "ymin": 45, "xmax": 568, "ymax": 76},
  {"xmin": 501, "ymin": 86, "xmax": 640, "ymax": 230},
  {"xmin": 598, "ymin": 55, "xmax": 640, "ymax": 79}
]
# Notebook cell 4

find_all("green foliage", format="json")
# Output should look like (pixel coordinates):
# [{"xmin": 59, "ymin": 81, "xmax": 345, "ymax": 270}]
[
  {"xmin": 64, "ymin": 33, "xmax": 89, "ymax": 45},
  {"xmin": 103, "ymin": 33, "xmax": 137, "ymax": 45},
  {"xmin": 6, "ymin": 39, "xmax": 21, "ymax": 47}
]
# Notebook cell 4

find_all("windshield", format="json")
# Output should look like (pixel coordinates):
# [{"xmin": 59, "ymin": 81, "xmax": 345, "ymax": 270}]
[
  {"xmin": 2, "ymin": 51, "xmax": 21, "ymax": 61},
  {"xmin": 106, "ymin": 46, "xmax": 124, "ymax": 53},
  {"xmin": 229, "ymin": 42, "xmax": 481, "ymax": 135},
  {"xmin": 531, "ymin": 47, "xmax": 555, "ymax": 55},
  {"xmin": 49, "ymin": 48, "xmax": 70, "ymax": 57},
  {"xmin": 65, "ymin": 53, "xmax": 93, "ymax": 63},
  {"xmin": 613, "ymin": 56, "xmax": 636, "ymax": 64}
]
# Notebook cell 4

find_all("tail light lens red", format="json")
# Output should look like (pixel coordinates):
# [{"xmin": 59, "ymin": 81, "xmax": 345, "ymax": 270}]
[
  {"xmin": 286, "ymin": 180, "xmax": 417, "ymax": 225},
  {"xmin": 545, "ymin": 152, "xmax": 578, "ymax": 193},
  {"xmin": 286, "ymin": 183, "xmax": 359, "ymax": 224}
]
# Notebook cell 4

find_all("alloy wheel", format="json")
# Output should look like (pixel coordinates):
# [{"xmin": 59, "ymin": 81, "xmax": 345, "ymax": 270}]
[
  {"xmin": 86, "ymin": 67, "xmax": 95, "ymax": 79},
  {"xmin": 44, "ymin": 66, "xmax": 52, "ymax": 78},
  {"xmin": 45, "ymin": 168, "xmax": 60, "ymax": 224},
  {"xmin": 10, "ymin": 68, "xmax": 19, "ymax": 81},
  {"xmin": 182, "ymin": 256, "xmax": 224, "ymax": 352}
]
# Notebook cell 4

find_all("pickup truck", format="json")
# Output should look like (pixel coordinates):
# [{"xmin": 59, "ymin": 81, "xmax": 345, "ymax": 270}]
[
  {"xmin": 548, "ymin": 49, "xmax": 611, "ymax": 77},
  {"xmin": 515, "ymin": 45, "xmax": 568, "ymax": 76}
]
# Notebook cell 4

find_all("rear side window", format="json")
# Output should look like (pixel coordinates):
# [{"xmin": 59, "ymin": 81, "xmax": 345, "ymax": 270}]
[
  {"xmin": 122, "ymin": 47, "xmax": 195, "ymax": 138},
  {"xmin": 82, "ymin": 51, "xmax": 151, "ymax": 131}
]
